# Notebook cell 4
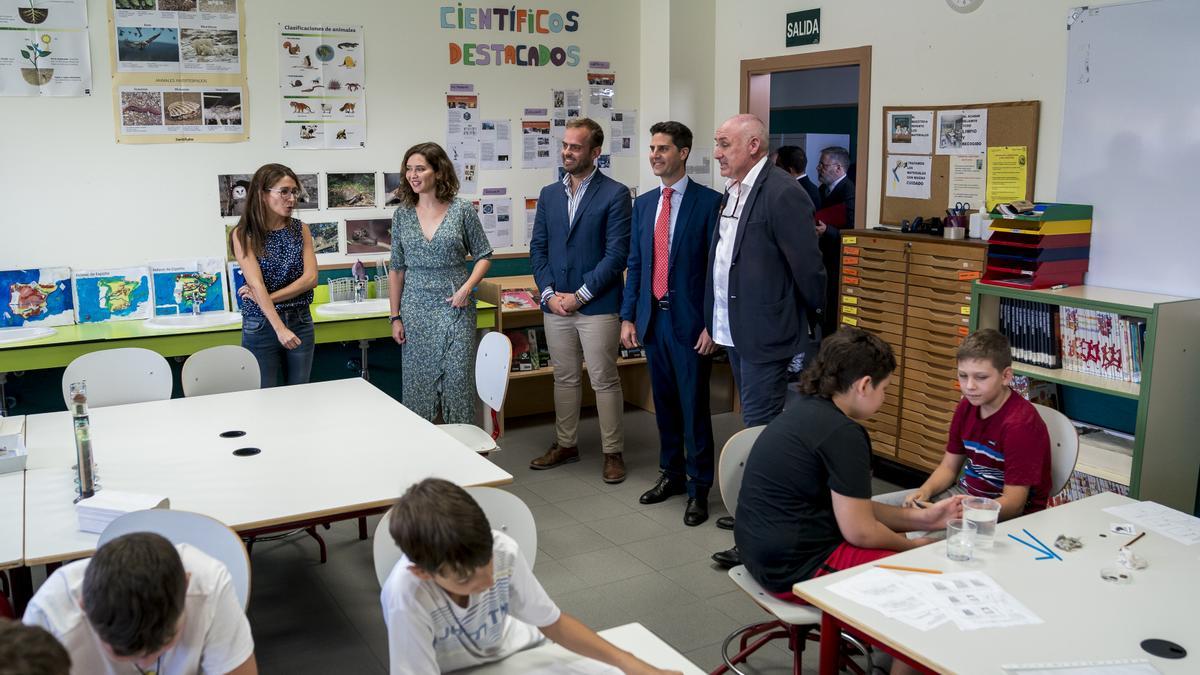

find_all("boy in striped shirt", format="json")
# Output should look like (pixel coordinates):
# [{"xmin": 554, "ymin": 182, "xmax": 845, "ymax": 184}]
[{"xmin": 901, "ymin": 329, "xmax": 1052, "ymax": 519}]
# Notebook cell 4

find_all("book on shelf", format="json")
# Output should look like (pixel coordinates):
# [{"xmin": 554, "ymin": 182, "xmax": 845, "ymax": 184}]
[
  {"xmin": 504, "ymin": 328, "xmax": 534, "ymax": 371},
  {"xmin": 619, "ymin": 345, "xmax": 646, "ymax": 359},
  {"xmin": 998, "ymin": 298, "xmax": 1061, "ymax": 369},
  {"xmin": 1060, "ymin": 306, "xmax": 1145, "ymax": 383},
  {"xmin": 500, "ymin": 288, "xmax": 540, "ymax": 310},
  {"xmin": 532, "ymin": 326, "xmax": 550, "ymax": 369}
]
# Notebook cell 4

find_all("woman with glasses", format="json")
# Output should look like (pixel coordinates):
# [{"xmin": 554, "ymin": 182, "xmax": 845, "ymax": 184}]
[
  {"xmin": 388, "ymin": 142, "xmax": 493, "ymax": 423},
  {"xmin": 230, "ymin": 163, "xmax": 318, "ymax": 387}
]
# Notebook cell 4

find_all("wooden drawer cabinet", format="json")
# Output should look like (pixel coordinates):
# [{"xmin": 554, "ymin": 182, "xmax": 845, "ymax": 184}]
[{"xmin": 838, "ymin": 230, "xmax": 985, "ymax": 473}]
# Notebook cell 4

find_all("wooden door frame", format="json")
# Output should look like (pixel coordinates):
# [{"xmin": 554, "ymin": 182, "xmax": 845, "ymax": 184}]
[{"xmin": 739, "ymin": 46, "xmax": 872, "ymax": 230}]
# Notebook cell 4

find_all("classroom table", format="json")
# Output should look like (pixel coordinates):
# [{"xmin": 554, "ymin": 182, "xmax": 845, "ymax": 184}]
[
  {"xmin": 0, "ymin": 472, "xmax": 23, "ymax": 572},
  {"xmin": 462, "ymin": 622, "xmax": 706, "ymax": 674},
  {"xmin": 20, "ymin": 377, "xmax": 512, "ymax": 566},
  {"xmin": 794, "ymin": 492, "xmax": 1197, "ymax": 674}
]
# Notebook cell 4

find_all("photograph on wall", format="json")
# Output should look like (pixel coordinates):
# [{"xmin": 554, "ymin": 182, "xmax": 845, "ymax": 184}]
[
  {"xmin": 108, "ymin": 0, "xmax": 247, "ymax": 143},
  {"xmin": 294, "ymin": 173, "xmax": 319, "ymax": 210},
  {"xmin": 224, "ymin": 223, "xmax": 237, "ymax": 261},
  {"xmin": 345, "ymin": 218, "xmax": 391, "ymax": 255},
  {"xmin": 0, "ymin": 267, "xmax": 74, "ymax": 328},
  {"xmin": 326, "ymin": 172, "xmax": 376, "ymax": 208},
  {"xmin": 886, "ymin": 110, "xmax": 933, "ymax": 155},
  {"xmin": 0, "ymin": 0, "xmax": 93, "ymax": 97},
  {"xmin": 308, "ymin": 220, "xmax": 339, "ymax": 255},
  {"xmin": 72, "ymin": 267, "xmax": 152, "ymax": 323},
  {"xmin": 279, "ymin": 23, "xmax": 365, "ymax": 149},
  {"xmin": 217, "ymin": 173, "xmax": 252, "ymax": 216},
  {"xmin": 148, "ymin": 257, "xmax": 227, "ymax": 316},
  {"xmin": 382, "ymin": 172, "xmax": 404, "ymax": 206},
  {"xmin": 936, "ymin": 108, "xmax": 987, "ymax": 156}
]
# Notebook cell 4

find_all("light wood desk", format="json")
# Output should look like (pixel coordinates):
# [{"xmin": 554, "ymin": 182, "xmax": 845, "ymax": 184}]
[
  {"xmin": 794, "ymin": 493, "xmax": 1197, "ymax": 674},
  {"xmin": 20, "ymin": 378, "xmax": 512, "ymax": 566},
  {"xmin": 462, "ymin": 623, "xmax": 705, "ymax": 674}
]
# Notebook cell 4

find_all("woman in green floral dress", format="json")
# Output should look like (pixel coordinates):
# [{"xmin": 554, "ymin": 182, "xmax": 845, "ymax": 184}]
[{"xmin": 388, "ymin": 142, "xmax": 494, "ymax": 423}]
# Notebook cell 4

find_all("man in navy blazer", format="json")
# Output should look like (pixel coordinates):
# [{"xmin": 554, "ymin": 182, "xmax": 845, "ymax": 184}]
[
  {"xmin": 529, "ymin": 118, "xmax": 632, "ymax": 484},
  {"xmin": 706, "ymin": 114, "xmax": 826, "ymax": 568},
  {"xmin": 620, "ymin": 121, "xmax": 722, "ymax": 526}
]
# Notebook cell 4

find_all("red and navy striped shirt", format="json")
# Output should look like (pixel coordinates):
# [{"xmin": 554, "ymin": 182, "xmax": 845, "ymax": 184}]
[{"xmin": 947, "ymin": 391, "xmax": 1053, "ymax": 513}]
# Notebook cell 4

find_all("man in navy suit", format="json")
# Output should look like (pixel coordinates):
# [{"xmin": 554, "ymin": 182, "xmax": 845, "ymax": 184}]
[
  {"xmin": 529, "ymin": 118, "xmax": 632, "ymax": 484},
  {"xmin": 620, "ymin": 121, "xmax": 722, "ymax": 526},
  {"xmin": 707, "ymin": 114, "xmax": 826, "ymax": 568},
  {"xmin": 774, "ymin": 145, "xmax": 821, "ymax": 209},
  {"xmin": 818, "ymin": 145, "xmax": 856, "ymax": 229}
]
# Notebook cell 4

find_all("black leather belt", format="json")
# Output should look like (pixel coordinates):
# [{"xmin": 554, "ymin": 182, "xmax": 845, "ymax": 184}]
[{"xmin": 655, "ymin": 297, "xmax": 670, "ymax": 310}]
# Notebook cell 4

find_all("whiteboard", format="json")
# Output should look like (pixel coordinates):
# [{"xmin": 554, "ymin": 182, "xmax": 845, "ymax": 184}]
[{"xmin": 1059, "ymin": 0, "xmax": 1200, "ymax": 298}]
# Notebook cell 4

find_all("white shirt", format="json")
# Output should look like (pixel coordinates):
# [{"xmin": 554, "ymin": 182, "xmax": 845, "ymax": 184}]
[
  {"xmin": 23, "ymin": 544, "xmax": 254, "ymax": 675},
  {"xmin": 653, "ymin": 175, "xmax": 689, "ymax": 255},
  {"xmin": 712, "ymin": 155, "xmax": 769, "ymax": 347},
  {"xmin": 381, "ymin": 531, "xmax": 561, "ymax": 674}
]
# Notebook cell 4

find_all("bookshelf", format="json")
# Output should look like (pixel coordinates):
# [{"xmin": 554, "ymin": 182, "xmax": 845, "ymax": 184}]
[
  {"xmin": 477, "ymin": 275, "xmax": 735, "ymax": 429},
  {"xmin": 970, "ymin": 282, "xmax": 1200, "ymax": 514}
]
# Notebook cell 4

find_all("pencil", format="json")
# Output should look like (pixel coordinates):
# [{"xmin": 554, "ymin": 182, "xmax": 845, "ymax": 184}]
[
  {"xmin": 1126, "ymin": 531, "xmax": 1146, "ymax": 547},
  {"xmin": 912, "ymin": 500, "xmax": 932, "ymax": 509},
  {"xmin": 875, "ymin": 564, "xmax": 943, "ymax": 574}
]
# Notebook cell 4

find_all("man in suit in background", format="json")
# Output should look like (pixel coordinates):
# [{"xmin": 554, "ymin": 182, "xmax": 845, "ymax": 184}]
[
  {"xmin": 707, "ymin": 114, "xmax": 826, "ymax": 568},
  {"xmin": 774, "ymin": 145, "xmax": 821, "ymax": 209},
  {"xmin": 818, "ymin": 145, "xmax": 856, "ymax": 229},
  {"xmin": 621, "ymin": 121, "xmax": 722, "ymax": 526},
  {"xmin": 529, "ymin": 118, "xmax": 632, "ymax": 484}
]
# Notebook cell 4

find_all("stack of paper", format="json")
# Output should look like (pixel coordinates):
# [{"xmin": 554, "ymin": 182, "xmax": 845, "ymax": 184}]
[
  {"xmin": 827, "ymin": 569, "xmax": 1042, "ymax": 632},
  {"xmin": 75, "ymin": 491, "xmax": 170, "ymax": 534},
  {"xmin": 1103, "ymin": 501, "xmax": 1200, "ymax": 546}
]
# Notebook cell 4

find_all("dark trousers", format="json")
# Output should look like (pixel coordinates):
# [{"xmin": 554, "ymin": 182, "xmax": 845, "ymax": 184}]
[
  {"xmin": 646, "ymin": 306, "xmax": 714, "ymax": 496},
  {"xmin": 725, "ymin": 344, "xmax": 790, "ymax": 428},
  {"xmin": 241, "ymin": 307, "xmax": 315, "ymax": 388}
]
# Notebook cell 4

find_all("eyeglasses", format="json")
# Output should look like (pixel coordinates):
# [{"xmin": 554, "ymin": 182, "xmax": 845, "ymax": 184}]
[
  {"xmin": 720, "ymin": 187, "xmax": 746, "ymax": 219},
  {"xmin": 265, "ymin": 187, "xmax": 303, "ymax": 198}
]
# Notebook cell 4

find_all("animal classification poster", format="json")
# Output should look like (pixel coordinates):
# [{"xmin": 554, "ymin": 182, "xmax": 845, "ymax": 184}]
[
  {"xmin": 107, "ymin": 0, "xmax": 248, "ymax": 143},
  {"xmin": 0, "ymin": 0, "xmax": 92, "ymax": 96},
  {"xmin": 278, "ymin": 22, "xmax": 364, "ymax": 149}
]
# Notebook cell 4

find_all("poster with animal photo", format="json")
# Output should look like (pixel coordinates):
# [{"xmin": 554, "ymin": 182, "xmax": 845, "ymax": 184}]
[
  {"xmin": 382, "ymin": 173, "xmax": 405, "ymax": 206},
  {"xmin": 278, "ymin": 22, "xmax": 365, "ymax": 149},
  {"xmin": 345, "ymin": 218, "xmax": 391, "ymax": 256},
  {"xmin": 108, "ymin": 0, "xmax": 247, "ymax": 143},
  {"xmin": 326, "ymin": 172, "xmax": 376, "ymax": 209},
  {"xmin": 308, "ymin": 220, "xmax": 340, "ymax": 257}
]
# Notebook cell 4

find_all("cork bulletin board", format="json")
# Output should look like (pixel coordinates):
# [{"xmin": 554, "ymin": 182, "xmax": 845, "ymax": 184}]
[{"xmin": 879, "ymin": 100, "xmax": 1040, "ymax": 225}]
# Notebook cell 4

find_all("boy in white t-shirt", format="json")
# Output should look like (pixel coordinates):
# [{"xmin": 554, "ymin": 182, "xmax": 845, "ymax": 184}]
[
  {"xmin": 382, "ymin": 478, "xmax": 681, "ymax": 675},
  {"xmin": 23, "ymin": 532, "xmax": 257, "ymax": 675}
]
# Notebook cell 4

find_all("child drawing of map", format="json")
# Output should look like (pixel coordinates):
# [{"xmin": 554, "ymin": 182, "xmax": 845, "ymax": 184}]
[
  {"xmin": 1, "ymin": 268, "xmax": 74, "ymax": 328},
  {"xmin": 72, "ymin": 268, "xmax": 152, "ymax": 323},
  {"xmin": 150, "ymin": 258, "xmax": 227, "ymax": 315},
  {"xmin": 227, "ymin": 261, "xmax": 247, "ymax": 312}
]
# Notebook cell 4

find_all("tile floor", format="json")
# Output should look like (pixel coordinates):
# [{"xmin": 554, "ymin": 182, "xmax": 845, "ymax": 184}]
[{"xmin": 239, "ymin": 406, "xmax": 909, "ymax": 674}]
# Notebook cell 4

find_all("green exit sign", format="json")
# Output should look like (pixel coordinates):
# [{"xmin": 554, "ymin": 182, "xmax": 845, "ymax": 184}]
[{"xmin": 785, "ymin": 9, "xmax": 821, "ymax": 47}]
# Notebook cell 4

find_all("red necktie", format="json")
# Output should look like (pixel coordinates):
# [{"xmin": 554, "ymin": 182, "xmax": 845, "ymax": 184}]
[{"xmin": 652, "ymin": 187, "xmax": 674, "ymax": 300}]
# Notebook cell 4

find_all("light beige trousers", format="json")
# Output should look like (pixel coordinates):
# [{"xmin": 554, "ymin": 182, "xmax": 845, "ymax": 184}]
[{"xmin": 542, "ymin": 311, "xmax": 624, "ymax": 454}]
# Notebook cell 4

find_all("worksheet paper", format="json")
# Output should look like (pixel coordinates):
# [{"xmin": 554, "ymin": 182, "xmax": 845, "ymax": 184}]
[
  {"xmin": 827, "ymin": 569, "xmax": 1042, "ymax": 632},
  {"xmin": 479, "ymin": 119, "xmax": 512, "ymax": 170},
  {"xmin": 1103, "ymin": 501, "xmax": 1200, "ymax": 545}
]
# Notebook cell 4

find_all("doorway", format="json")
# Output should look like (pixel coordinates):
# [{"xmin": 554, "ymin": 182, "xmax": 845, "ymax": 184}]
[{"xmin": 740, "ymin": 46, "xmax": 871, "ymax": 229}]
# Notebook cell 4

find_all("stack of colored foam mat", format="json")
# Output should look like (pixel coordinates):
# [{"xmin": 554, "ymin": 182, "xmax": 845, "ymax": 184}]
[{"xmin": 982, "ymin": 202, "xmax": 1093, "ymax": 289}]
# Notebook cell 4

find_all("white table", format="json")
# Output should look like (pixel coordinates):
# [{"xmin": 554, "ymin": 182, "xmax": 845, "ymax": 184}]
[
  {"xmin": 794, "ymin": 492, "xmax": 1198, "ymax": 674},
  {"xmin": 21, "ymin": 378, "xmax": 512, "ymax": 566},
  {"xmin": 0, "ymin": 472, "xmax": 23, "ymax": 571},
  {"xmin": 462, "ymin": 623, "xmax": 706, "ymax": 674}
]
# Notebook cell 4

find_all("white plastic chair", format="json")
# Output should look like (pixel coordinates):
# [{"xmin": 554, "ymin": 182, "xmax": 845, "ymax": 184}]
[
  {"xmin": 98, "ymin": 509, "xmax": 251, "ymax": 611},
  {"xmin": 1034, "ymin": 403, "xmax": 1080, "ymax": 498},
  {"xmin": 714, "ymin": 427, "xmax": 869, "ymax": 675},
  {"xmin": 438, "ymin": 331, "xmax": 512, "ymax": 454},
  {"xmin": 182, "ymin": 345, "xmax": 260, "ymax": 397},
  {"xmin": 61, "ymin": 348, "xmax": 172, "ymax": 409},
  {"xmin": 372, "ymin": 486, "xmax": 536, "ymax": 587}
]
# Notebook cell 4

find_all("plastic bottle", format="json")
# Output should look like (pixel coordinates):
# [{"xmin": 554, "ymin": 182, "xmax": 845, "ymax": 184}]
[{"xmin": 70, "ymin": 381, "xmax": 96, "ymax": 502}]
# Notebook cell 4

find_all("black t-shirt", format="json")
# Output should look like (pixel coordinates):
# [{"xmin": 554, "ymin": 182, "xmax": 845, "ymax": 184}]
[{"xmin": 733, "ymin": 396, "xmax": 873, "ymax": 592}]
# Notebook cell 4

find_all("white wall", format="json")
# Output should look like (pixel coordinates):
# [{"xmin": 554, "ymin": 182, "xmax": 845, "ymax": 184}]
[
  {"xmin": 668, "ymin": 0, "xmax": 716, "ymax": 188},
  {"xmin": 712, "ymin": 0, "xmax": 1132, "ymax": 229},
  {"xmin": 1, "ymin": 0, "xmax": 641, "ymax": 270}
]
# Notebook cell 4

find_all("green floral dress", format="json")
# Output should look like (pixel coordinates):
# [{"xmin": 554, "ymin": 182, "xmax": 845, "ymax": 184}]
[{"xmin": 390, "ymin": 197, "xmax": 494, "ymax": 423}]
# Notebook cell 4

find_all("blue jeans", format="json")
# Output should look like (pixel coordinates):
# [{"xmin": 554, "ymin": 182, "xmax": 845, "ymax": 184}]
[{"xmin": 241, "ymin": 307, "xmax": 315, "ymax": 388}]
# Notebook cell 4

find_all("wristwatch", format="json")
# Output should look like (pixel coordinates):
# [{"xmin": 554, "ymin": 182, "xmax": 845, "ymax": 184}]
[
  {"xmin": 389, "ymin": 315, "xmax": 402, "ymax": 323},
  {"xmin": 573, "ymin": 290, "xmax": 587, "ymax": 305}
]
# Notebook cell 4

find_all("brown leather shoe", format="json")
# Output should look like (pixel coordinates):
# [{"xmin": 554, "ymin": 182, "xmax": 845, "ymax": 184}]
[
  {"xmin": 529, "ymin": 442, "xmax": 579, "ymax": 470},
  {"xmin": 602, "ymin": 453, "xmax": 626, "ymax": 484}
]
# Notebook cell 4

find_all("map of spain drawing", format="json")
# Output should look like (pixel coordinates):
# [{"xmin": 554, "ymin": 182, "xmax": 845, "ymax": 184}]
[
  {"xmin": 1, "ymin": 268, "xmax": 74, "ymax": 327},
  {"xmin": 72, "ymin": 267, "xmax": 152, "ymax": 323}
]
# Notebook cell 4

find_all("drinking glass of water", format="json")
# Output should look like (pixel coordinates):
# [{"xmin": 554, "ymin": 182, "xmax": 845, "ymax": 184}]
[
  {"xmin": 963, "ymin": 496, "xmax": 1001, "ymax": 549},
  {"xmin": 946, "ymin": 518, "xmax": 977, "ymax": 561}
]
